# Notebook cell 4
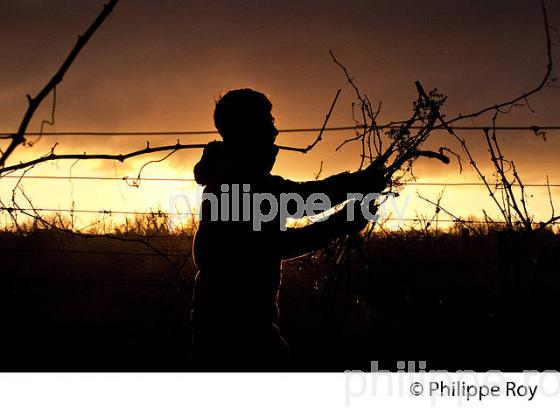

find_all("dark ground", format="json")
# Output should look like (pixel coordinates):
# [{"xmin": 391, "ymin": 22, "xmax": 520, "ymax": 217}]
[{"xmin": 1, "ymin": 228, "xmax": 559, "ymax": 371}]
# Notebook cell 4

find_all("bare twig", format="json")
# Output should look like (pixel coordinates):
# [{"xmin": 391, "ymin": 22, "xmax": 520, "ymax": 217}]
[
  {"xmin": 125, "ymin": 144, "xmax": 179, "ymax": 187},
  {"xmin": 443, "ymin": 0, "xmax": 553, "ymax": 128},
  {"xmin": 417, "ymin": 192, "xmax": 474, "ymax": 232},
  {"xmin": 0, "ymin": 141, "xmax": 206, "ymax": 175},
  {"xmin": 0, "ymin": 0, "xmax": 119, "ymax": 169},
  {"xmin": 314, "ymin": 161, "xmax": 324, "ymax": 180},
  {"xmin": 277, "ymin": 89, "xmax": 341, "ymax": 153}
]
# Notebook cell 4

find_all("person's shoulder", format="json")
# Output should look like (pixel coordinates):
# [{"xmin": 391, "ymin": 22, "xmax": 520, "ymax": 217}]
[
  {"xmin": 267, "ymin": 174, "xmax": 286, "ymax": 182},
  {"xmin": 267, "ymin": 174, "xmax": 298, "ymax": 187}
]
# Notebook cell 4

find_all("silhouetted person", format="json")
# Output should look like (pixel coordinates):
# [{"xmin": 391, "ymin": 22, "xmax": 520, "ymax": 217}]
[{"xmin": 191, "ymin": 89, "xmax": 385, "ymax": 370}]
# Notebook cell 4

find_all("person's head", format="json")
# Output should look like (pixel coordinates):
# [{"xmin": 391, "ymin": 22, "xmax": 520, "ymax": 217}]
[{"xmin": 213, "ymin": 88, "xmax": 279, "ymax": 150}]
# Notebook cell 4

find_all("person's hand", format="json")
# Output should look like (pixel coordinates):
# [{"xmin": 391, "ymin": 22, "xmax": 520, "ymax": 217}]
[{"xmin": 362, "ymin": 159, "xmax": 388, "ymax": 192}]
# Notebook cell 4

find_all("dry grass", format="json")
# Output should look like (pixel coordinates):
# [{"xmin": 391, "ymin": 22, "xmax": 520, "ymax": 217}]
[{"xmin": 0, "ymin": 217, "xmax": 559, "ymax": 370}]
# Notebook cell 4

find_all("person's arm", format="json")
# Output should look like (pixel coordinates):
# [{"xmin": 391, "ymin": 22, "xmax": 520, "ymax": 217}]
[
  {"xmin": 275, "ymin": 161, "xmax": 387, "ymax": 212},
  {"xmin": 279, "ymin": 200, "xmax": 369, "ymax": 259}
]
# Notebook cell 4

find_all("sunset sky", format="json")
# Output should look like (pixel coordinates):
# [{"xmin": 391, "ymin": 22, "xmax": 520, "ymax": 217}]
[{"xmin": 1, "ymin": 0, "xmax": 560, "ymax": 229}]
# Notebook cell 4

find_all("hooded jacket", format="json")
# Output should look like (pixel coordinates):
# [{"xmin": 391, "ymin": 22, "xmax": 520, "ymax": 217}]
[{"xmin": 190, "ymin": 140, "xmax": 385, "ymax": 362}]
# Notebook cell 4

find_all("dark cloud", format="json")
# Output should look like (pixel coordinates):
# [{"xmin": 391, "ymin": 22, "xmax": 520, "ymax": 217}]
[{"xmin": 1, "ymin": 0, "xmax": 559, "ymax": 180}]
